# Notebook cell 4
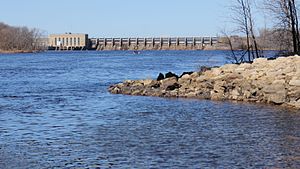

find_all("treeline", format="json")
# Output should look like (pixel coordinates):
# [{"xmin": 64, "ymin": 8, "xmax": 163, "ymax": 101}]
[
  {"xmin": 224, "ymin": 28, "xmax": 295, "ymax": 51},
  {"xmin": 0, "ymin": 22, "xmax": 44, "ymax": 52},
  {"xmin": 224, "ymin": 0, "xmax": 299, "ymax": 63}
]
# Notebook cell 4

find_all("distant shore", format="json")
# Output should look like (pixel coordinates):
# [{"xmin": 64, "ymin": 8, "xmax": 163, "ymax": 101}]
[
  {"xmin": 0, "ymin": 48, "xmax": 280, "ymax": 53},
  {"xmin": 0, "ymin": 50, "xmax": 40, "ymax": 54},
  {"xmin": 109, "ymin": 55, "xmax": 300, "ymax": 109}
]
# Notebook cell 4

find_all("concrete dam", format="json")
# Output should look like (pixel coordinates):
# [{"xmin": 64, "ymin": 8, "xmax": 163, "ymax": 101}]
[
  {"xmin": 90, "ymin": 37, "xmax": 219, "ymax": 50},
  {"xmin": 48, "ymin": 33, "xmax": 221, "ymax": 50}
]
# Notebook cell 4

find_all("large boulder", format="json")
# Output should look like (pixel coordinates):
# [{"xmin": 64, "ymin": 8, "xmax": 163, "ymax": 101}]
[
  {"xmin": 166, "ymin": 83, "xmax": 181, "ymax": 91},
  {"xmin": 161, "ymin": 77, "xmax": 178, "ymax": 90},
  {"xmin": 263, "ymin": 80, "xmax": 287, "ymax": 104},
  {"xmin": 165, "ymin": 72, "xmax": 179, "ymax": 79},
  {"xmin": 287, "ymin": 100, "xmax": 300, "ymax": 109},
  {"xmin": 109, "ymin": 86, "xmax": 121, "ymax": 94},
  {"xmin": 266, "ymin": 91, "xmax": 287, "ymax": 104},
  {"xmin": 157, "ymin": 73, "xmax": 165, "ymax": 81},
  {"xmin": 289, "ymin": 79, "xmax": 300, "ymax": 86},
  {"xmin": 179, "ymin": 71, "xmax": 193, "ymax": 78}
]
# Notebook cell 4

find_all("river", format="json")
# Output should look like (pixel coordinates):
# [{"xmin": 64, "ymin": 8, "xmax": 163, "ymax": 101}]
[{"xmin": 0, "ymin": 51, "xmax": 299, "ymax": 168}]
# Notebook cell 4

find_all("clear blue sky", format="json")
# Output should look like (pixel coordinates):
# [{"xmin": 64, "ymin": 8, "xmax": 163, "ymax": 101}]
[{"xmin": 0, "ymin": 0, "xmax": 260, "ymax": 37}]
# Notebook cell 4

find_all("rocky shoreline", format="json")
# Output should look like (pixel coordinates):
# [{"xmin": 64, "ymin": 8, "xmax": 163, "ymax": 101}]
[{"xmin": 109, "ymin": 55, "xmax": 300, "ymax": 109}]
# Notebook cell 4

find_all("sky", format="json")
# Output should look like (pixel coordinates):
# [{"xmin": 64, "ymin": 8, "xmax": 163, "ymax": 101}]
[{"xmin": 0, "ymin": 0, "xmax": 264, "ymax": 37}]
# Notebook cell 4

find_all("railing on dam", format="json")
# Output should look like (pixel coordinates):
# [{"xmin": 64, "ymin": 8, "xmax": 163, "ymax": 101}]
[{"xmin": 90, "ymin": 37, "xmax": 219, "ymax": 50}]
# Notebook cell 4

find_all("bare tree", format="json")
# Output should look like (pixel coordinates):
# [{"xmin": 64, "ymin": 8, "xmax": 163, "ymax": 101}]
[
  {"xmin": 264, "ymin": 0, "xmax": 300, "ymax": 54},
  {"xmin": 227, "ymin": 0, "xmax": 262, "ymax": 63},
  {"xmin": 0, "ymin": 22, "xmax": 44, "ymax": 52},
  {"xmin": 221, "ymin": 30, "xmax": 249, "ymax": 63},
  {"xmin": 247, "ymin": 2, "xmax": 262, "ymax": 59}
]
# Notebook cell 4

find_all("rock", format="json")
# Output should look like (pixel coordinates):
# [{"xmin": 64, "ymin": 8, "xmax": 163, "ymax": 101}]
[
  {"xmin": 213, "ymin": 81, "xmax": 226, "ymax": 94},
  {"xmin": 157, "ymin": 73, "xmax": 164, "ymax": 81},
  {"xmin": 224, "ymin": 73, "xmax": 243, "ymax": 82},
  {"xmin": 124, "ymin": 80, "xmax": 134, "ymax": 84},
  {"xmin": 166, "ymin": 83, "xmax": 181, "ymax": 91},
  {"xmin": 262, "ymin": 81, "xmax": 287, "ymax": 104},
  {"xmin": 190, "ymin": 72, "xmax": 201, "ymax": 78},
  {"xmin": 151, "ymin": 83, "xmax": 160, "ymax": 89},
  {"xmin": 165, "ymin": 72, "xmax": 179, "ymax": 79},
  {"xmin": 238, "ymin": 63, "xmax": 252, "ymax": 70},
  {"xmin": 169, "ymin": 89, "xmax": 179, "ymax": 96},
  {"xmin": 231, "ymin": 89, "xmax": 241, "ymax": 99},
  {"xmin": 178, "ymin": 76, "xmax": 191, "ymax": 85},
  {"xmin": 141, "ymin": 79, "xmax": 153, "ymax": 86},
  {"xmin": 287, "ymin": 86, "xmax": 300, "ymax": 101},
  {"xmin": 243, "ymin": 90, "xmax": 252, "ymax": 99},
  {"xmin": 109, "ymin": 86, "xmax": 121, "ymax": 94},
  {"xmin": 266, "ymin": 70, "xmax": 286, "ymax": 78},
  {"xmin": 132, "ymin": 89, "xmax": 142, "ymax": 95},
  {"xmin": 180, "ymin": 74, "xmax": 191, "ymax": 80},
  {"xmin": 287, "ymin": 100, "xmax": 300, "ymax": 108},
  {"xmin": 149, "ymin": 81, "xmax": 160, "ymax": 89},
  {"xmin": 196, "ymin": 90, "xmax": 211, "ymax": 99},
  {"xmin": 266, "ymin": 91, "xmax": 287, "ymax": 104},
  {"xmin": 289, "ymin": 80, "xmax": 300, "ymax": 86},
  {"xmin": 186, "ymin": 91, "xmax": 198, "ymax": 98},
  {"xmin": 210, "ymin": 90, "xmax": 224, "ymax": 100},
  {"xmin": 179, "ymin": 72, "xmax": 193, "ymax": 78},
  {"xmin": 199, "ymin": 66, "xmax": 212, "ymax": 72},
  {"xmin": 132, "ymin": 81, "xmax": 144, "ymax": 87},
  {"xmin": 253, "ymin": 58, "xmax": 268, "ymax": 64},
  {"xmin": 263, "ymin": 83, "xmax": 285, "ymax": 93},
  {"xmin": 161, "ymin": 77, "xmax": 178, "ymax": 90},
  {"xmin": 235, "ymin": 67, "xmax": 245, "ymax": 73},
  {"xmin": 196, "ymin": 76, "xmax": 207, "ymax": 82},
  {"xmin": 273, "ymin": 79, "xmax": 286, "ymax": 85},
  {"xmin": 221, "ymin": 64, "xmax": 238, "ymax": 73}
]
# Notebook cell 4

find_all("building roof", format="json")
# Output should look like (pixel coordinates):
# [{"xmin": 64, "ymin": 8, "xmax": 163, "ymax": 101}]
[{"xmin": 49, "ymin": 33, "xmax": 88, "ymax": 36}]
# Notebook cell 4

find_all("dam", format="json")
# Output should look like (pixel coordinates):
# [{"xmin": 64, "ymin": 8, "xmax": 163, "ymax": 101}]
[
  {"xmin": 48, "ymin": 33, "xmax": 220, "ymax": 50},
  {"xmin": 90, "ymin": 37, "xmax": 219, "ymax": 50}
]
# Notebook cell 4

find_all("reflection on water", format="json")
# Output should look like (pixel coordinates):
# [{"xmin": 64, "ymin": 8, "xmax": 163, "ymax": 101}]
[{"xmin": 0, "ymin": 51, "xmax": 299, "ymax": 168}]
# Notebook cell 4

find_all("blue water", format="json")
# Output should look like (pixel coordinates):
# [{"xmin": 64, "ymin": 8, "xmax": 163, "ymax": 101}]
[{"xmin": 0, "ymin": 51, "xmax": 299, "ymax": 168}]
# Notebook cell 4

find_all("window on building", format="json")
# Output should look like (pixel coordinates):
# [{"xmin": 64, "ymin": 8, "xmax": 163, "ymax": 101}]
[
  {"xmin": 66, "ymin": 38, "xmax": 69, "ymax": 46},
  {"xmin": 74, "ymin": 37, "xmax": 76, "ymax": 46},
  {"xmin": 78, "ymin": 37, "xmax": 80, "ymax": 46},
  {"xmin": 62, "ymin": 38, "xmax": 65, "ymax": 46},
  {"xmin": 70, "ymin": 37, "xmax": 72, "ymax": 46},
  {"xmin": 54, "ymin": 38, "xmax": 57, "ymax": 46}
]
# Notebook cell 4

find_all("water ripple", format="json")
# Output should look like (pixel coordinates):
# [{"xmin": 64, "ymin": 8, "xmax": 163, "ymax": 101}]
[{"xmin": 0, "ymin": 51, "xmax": 299, "ymax": 168}]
